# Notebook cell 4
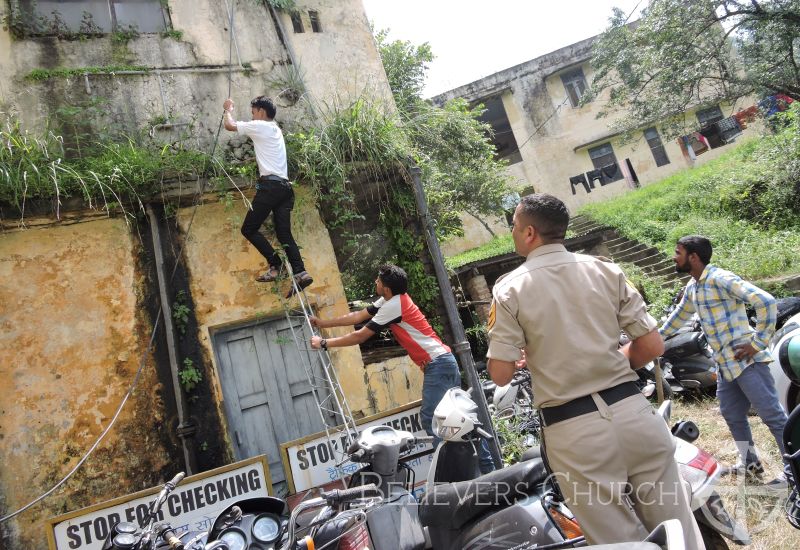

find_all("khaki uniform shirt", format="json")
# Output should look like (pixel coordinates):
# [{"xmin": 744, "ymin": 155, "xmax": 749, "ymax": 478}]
[{"xmin": 487, "ymin": 244, "xmax": 657, "ymax": 408}]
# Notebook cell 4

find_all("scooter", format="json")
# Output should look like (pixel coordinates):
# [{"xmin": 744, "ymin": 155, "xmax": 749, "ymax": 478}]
[
  {"xmin": 418, "ymin": 387, "xmax": 585, "ymax": 549},
  {"xmin": 660, "ymin": 321, "xmax": 719, "ymax": 395},
  {"xmin": 657, "ymin": 401, "xmax": 750, "ymax": 549}
]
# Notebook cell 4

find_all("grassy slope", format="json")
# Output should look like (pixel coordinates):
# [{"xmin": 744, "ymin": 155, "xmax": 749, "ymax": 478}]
[{"xmin": 580, "ymin": 140, "xmax": 800, "ymax": 283}]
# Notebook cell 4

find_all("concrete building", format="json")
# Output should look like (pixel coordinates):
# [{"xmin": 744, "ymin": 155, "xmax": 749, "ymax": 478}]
[
  {"xmin": 434, "ymin": 34, "xmax": 756, "ymax": 253},
  {"xmin": 0, "ymin": 2, "xmax": 422, "ymax": 547}
]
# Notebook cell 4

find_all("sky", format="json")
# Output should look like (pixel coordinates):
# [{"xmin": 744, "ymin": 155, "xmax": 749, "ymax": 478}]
[{"xmin": 362, "ymin": 0, "xmax": 646, "ymax": 98}]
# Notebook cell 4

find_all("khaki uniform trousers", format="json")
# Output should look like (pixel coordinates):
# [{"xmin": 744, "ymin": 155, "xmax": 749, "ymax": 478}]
[{"xmin": 542, "ymin": 392, "xmax": 705, "ymax": 550}]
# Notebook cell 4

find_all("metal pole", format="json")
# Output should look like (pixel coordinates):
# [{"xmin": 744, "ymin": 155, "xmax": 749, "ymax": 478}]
[
  {"xmin": 147, "ymin": 206, "xmax": 197, "ymax": 474},
  {"xmin": 407, "ymin": 164, "xmax": 503, "ymax": 468}
]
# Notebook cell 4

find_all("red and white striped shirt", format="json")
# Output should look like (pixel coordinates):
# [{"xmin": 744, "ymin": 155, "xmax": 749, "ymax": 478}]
[{"xmin": 366, "ymin": 294, "xmax": 450, "ymax": 367}]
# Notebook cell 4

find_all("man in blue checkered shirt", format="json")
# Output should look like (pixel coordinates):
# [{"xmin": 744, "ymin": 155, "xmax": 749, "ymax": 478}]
[{"xmin": 660, "ymin": 235, "xmax": 787, "ymax": 490}]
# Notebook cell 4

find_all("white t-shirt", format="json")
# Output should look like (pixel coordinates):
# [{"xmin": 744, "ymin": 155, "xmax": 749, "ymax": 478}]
[{"xmin": 237, "ymin": 120, "xmax": 288, "ymax": 179}]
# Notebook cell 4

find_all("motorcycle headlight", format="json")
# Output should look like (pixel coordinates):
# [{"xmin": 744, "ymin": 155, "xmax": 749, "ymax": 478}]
[
  {"xmin": 252, "ymin": 513, "xmax": 281, "ymax": 543},
  {"xmin": 219, "ymin": 528, "xmax": 247, "ymax": 550}
]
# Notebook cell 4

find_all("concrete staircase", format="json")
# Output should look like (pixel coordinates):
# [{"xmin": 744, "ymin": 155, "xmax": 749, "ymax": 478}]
[{"xmin": 568, "ymin": 215, "xmax": 690, "ymax": 289}]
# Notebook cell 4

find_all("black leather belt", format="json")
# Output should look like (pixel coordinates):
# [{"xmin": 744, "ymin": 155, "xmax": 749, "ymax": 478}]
[
  {"xmin": 540, "ymin": 381, "xmax": 640, "ymax": 427},
  {"xmin": 256, "ymin": 175, "xmax": 289, "ymax": 190}
]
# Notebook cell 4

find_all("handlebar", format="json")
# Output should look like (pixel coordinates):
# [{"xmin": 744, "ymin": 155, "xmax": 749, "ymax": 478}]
[
  {"xmin": 321, "ymin": 484, "xmax": 380, "ymax": 505},
  {"xmin": 156, "ymin": 524, "xmax": 184, "ymax": 550}
]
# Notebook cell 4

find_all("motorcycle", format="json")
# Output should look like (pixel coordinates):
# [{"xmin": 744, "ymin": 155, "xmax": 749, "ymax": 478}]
[
  {"xmin": 101, "ymin": 472, "xmax": 211, "ymax": 550},
  {"xmin": 101, "ymin": 470, "xmax": 382, "ymax": 550},
  {"xmin": 774, "ymin": 319, "xmax": 800, "ymax": 529}
]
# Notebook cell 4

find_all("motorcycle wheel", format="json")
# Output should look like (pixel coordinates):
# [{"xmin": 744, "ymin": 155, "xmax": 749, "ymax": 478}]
[{"xmin": 698, "ymin": 522, "xmax": 730, "ymax": 550}]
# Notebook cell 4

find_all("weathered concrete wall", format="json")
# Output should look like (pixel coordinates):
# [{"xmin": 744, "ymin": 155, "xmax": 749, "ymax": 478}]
[
  {"xmin": 0, "ymin": 1, "xmax": 399, "ymax": 547},
  {"xmin": 440, "ymin": 213, "xmax": 509, "ymax": 258},
  {"xmin": 0, "ymin": 218, "xmax": 176, "ymax": 549},
  {"xmin": 433, "ymin": 36, "xmax": 758, "ymax": 213},
  {"xmin": 0, "ymin": 0, "xmax": 394, "ymax": 150},
  {"xmin": 275, "ymin": 0, "xmax": 394, "ymax": 111}
]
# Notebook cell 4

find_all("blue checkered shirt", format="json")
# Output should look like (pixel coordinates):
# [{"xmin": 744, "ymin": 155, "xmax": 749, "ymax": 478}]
[{"xmin": 659, "ymin": 265, "xmax": 776, "ymax": 381}]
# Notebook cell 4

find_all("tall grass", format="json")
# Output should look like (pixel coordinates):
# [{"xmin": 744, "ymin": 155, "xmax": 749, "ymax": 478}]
[{"xmin": 0, "ymin": 120, "xmax": 212, "ymax": 222}]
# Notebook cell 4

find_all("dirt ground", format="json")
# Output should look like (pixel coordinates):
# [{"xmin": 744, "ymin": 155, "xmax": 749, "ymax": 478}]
[{"xmin": 672, "ymin": 396, "xmax": 800, "ymax": 549}]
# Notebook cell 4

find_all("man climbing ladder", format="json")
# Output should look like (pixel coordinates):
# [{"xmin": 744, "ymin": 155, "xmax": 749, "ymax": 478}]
[{"xmin": 223, "ymin": 96, "xmax": 313, "ymax": 290}]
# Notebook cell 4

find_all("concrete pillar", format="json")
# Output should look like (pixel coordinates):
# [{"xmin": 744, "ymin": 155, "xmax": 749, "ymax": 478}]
[{"xmin": 465, "ymin": 270, "xmax": 492, "ymax": 323}]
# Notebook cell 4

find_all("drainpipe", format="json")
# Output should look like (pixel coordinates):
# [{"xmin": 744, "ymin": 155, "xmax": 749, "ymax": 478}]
[
  {"xmin": 408, "ymin": 164, "xmax": 503, "ymax": 468},
  {"xmin": 146, "ymin": 205, "xmax": 197, "ymax": 474}
]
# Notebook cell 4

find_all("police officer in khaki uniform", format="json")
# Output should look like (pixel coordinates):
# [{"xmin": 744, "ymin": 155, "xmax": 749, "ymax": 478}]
[{"xmin": 487, "ymin": 194, "xmax": 703, "ymax": 548}]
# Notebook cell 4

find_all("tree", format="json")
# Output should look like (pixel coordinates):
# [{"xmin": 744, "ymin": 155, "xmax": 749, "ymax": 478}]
[
  {"xmin": 588, "ymin": 0, "xmax": 800, "ymax": 134},
  {"xmin": 375, "ymin": 30, "xmax": 519, "ymax": 238}
]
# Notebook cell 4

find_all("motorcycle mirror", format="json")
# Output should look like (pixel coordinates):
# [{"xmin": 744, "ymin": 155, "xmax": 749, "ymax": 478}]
[
  {"xmin": 779, "ymin": 334, "xmax": 800, "ymax": 385},
  {"xmin": 671, "ymin": 420, "xmax": 700, "ymax": 443}
]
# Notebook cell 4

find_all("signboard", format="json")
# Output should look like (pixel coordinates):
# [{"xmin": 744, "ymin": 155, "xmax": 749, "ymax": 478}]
[
  {"xmin": 281, "ymin": 401, "xmax": 434, "ymax": 496},
  {"xmin": 46, "ymin": 456, "xmax": 271, "ymax": 550}
]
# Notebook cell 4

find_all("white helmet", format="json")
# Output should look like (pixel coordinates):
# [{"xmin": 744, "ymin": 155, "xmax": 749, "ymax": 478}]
[{"xmin": 432, "ymin": 388, "xmax": 480, "ymax": 442}]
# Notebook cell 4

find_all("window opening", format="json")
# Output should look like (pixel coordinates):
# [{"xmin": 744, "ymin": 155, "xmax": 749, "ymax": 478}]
[
  {"xmin": 644, "ymin": 127, "xmax": 670, "ymax": 167},
  {"xmin": 308, "ymin": 10, "xmax": 322, "ymax": 32},
  {"xmin": 560, "ymin": 68, "xmax": 589, "ymax": 108},
  {"xmin": 475, "ymin": 95, "xmax": 522, "ymax": 164},
  {"xmin": 587, "ymin": 142, "xmax": 622, "ymax": 183},
  {"xmin": 290, "ymin": 12, "xmax": 304, "ymax": 33},
  {"xmin": 696, "ymin": 105, "xmax": 724, "ymax": 128}
]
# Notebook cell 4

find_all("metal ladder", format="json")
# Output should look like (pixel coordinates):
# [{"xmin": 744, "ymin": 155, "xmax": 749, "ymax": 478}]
[{"xmin": 277, "ymin": 264, "xmax": 360, "ymax": 467}]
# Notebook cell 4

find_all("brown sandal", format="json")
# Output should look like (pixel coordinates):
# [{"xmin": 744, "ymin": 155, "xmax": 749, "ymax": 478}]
[{"xmin": 256, "ymin": 267, "xmax": 280, "ymax": 283}]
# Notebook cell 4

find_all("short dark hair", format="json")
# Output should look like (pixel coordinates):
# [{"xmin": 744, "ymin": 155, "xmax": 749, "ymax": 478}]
[
  {"xmin": 677, "ymin": 235, "xmax": 713, "ymax": 265},
  {"xmin": 250, "ymin": 96, "xmax": 277, "ymax": 119},
  {"xmin": 378, "ymin": 264, "xmax": 408, "ymax": 295},
  {"xmin": 517, "ymin": 193, "xmax": 570, "ymax": 242}
]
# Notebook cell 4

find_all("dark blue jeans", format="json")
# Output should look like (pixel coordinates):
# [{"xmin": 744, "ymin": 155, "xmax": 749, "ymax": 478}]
[
  {"xmin": 421, "ymin": 352, "xmax": 496, "ymax": 474},
  {"xmin": 717, "ymin": 361, "xmax": 788, "ymax": 466},
  {"xmin": 241, "ymin": 180, "xmax": 305, "ymax": 273}
]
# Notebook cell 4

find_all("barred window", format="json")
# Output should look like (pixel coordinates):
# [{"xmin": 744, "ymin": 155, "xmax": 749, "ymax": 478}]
[{"xmin": 16, "ymin": 0, "xmax": 168, "ymax": 34}]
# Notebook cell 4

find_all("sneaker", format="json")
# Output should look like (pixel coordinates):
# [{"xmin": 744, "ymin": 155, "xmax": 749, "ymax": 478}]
[
  {"xmin": 722, "ymin": 461, "xmax": 765, "ymax": 482},
  {"xmin": 762, "ymin": 475, "xmax": 789, "ymax": 493}
]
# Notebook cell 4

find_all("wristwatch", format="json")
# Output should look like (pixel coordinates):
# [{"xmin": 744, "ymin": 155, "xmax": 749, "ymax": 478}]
[{"xmin": 321, "ymin": 339, "xmax": 328, "ymax": 350}]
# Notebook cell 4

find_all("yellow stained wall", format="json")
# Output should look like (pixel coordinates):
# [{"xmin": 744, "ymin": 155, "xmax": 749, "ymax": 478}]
[
  {"xmin": 0, "ymin": 219, "xmax": 170, "ymax": 549},
  {"xmin": 364, "ymin": 356, "xmax": 424, "ymax": 414},
  {"xmin": 177, "ymin": 186, "xmax": 422, "ymax": 421}
]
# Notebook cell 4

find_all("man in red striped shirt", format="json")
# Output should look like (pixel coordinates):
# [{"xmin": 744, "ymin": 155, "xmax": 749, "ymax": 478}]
[{"xmin": 310, "ymin": 264, "xmax": 494, "ymax": 472}]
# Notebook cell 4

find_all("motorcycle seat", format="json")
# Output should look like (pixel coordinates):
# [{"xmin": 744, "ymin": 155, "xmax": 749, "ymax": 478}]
[
  {"xmin": 663, "ymin": 331, "xmax": 706, "ymax": 359},
  {"xmin": 419, "ymin": 458, "xmax": 549, "ymax": 530}
]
